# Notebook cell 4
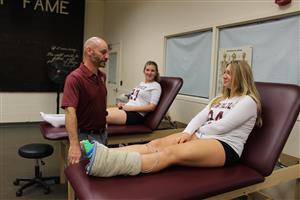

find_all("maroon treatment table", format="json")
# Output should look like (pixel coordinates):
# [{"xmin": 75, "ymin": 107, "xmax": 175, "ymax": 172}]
[{"xmin": 64, "ymin": 82, "xmax": 300, "ymax": 199}]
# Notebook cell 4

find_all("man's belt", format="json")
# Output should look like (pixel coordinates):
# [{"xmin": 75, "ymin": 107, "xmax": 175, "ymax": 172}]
[{"xmin": 78, "ymin": 128, "xmax": 105, "ymax": 134}]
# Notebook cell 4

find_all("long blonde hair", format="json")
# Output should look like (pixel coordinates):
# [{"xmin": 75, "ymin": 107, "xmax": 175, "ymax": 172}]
[{"xmin": 211, "ymin": 60, "xmax": 262, "ymax": 127}]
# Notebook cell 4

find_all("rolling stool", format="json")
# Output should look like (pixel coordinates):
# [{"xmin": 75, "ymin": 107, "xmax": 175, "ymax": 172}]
[{"xmin": 13, "ymin": 143, "xmax": 60, "ymax": 196}]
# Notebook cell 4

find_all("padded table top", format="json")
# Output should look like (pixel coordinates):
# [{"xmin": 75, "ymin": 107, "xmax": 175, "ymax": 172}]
[
  {"xmin": 65, "ymin": 161, "xmax": 264, "ymax": 200},
  {"xmin": 39, "ymin": 122, "xmax": 153, "ymax": 140},
  {"xmin": 40, "ymin": 122, "xmax": 68, "ymax": 140}
]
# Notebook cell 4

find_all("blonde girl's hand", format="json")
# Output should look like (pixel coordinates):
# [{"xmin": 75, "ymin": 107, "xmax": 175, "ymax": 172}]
[
  {"xmin": 117, "ymin": 102, "xmax": 125, "ymax": 109},
  {"xmin": 177, "ymin": 132, "xmax": 193, "ymax": 144}
]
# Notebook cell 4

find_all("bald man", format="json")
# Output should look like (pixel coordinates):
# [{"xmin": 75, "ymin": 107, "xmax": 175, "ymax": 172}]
[{"xmin": 61, "ymin": 37, "xmax": 109, "ymax": 164}]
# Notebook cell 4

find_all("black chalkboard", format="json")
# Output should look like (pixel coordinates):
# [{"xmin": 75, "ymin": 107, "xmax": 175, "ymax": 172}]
[{"xmin": 0, "ymin": 0, "xmax": 85, "ymax": 91}]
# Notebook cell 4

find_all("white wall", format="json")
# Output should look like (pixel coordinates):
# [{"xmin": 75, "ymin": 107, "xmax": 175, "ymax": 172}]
[
  {"xmin": 102, "ymin": 0, "xmax": 300, "ymax": 157},
  {"xmin": 84, "ymin": 0, "xmax": 105, "ymax": 41},
  {"xmin": 0, "ymin": 92, "xmax": 58, "ymax": 122}
]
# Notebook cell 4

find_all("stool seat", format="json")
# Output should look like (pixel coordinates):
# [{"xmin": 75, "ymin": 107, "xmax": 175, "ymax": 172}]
[
  {"xmin": 14, "ymin": 143, "xmax": 59, "ymax": 196},
  {"xmin": 19, "ymin": 143, "xmax": 54, "ymax": 159}
]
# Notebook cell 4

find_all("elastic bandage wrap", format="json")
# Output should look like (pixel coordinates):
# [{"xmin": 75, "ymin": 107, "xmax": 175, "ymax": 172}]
[
  {"xmin": 141, "ymin": 152, "xmax": 160, "ymax": 173},
  {"xmin": 146, "ymin": 143, "xmax": 158, "ymax": 153},
  {"xmin": 86, "ymin": 142, "xmax": 141, "ymax": 177},
  {"xmin": 140, "ymin": 143, "xmax": 160, "ymax": 173}
]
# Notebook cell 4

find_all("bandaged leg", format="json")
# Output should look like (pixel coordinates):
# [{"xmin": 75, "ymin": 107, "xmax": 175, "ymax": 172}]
[
  {"xmin": 86, "ymin": 142, "xmax": 141, "ymax": 177},
  {"xmin": 40, "ymin": 112, "xmax": 65, "ymax": 127}
]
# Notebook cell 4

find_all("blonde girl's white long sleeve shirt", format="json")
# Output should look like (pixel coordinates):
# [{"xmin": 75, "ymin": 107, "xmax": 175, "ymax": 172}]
[{"xmin": 184, "ymin": 95, "xmax": 257, "ymax": 157}]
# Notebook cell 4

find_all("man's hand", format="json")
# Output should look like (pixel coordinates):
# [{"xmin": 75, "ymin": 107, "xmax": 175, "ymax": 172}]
[
  {"xmin": 68, "ymin": 144, "xmax": 81, "ymax": 165},
  {"xmin": 177, "ymin": 132, "xmax": 193, "ymax": 144}
]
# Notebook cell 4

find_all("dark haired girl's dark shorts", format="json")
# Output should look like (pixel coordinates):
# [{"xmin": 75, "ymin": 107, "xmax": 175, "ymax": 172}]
[
  {"xmin": 125, "ymin": 111, "xmax": 145, "ymax": 125},
  {"xmin": 217, "ymin": 140, "xmax": 240, "ymax": 166}
]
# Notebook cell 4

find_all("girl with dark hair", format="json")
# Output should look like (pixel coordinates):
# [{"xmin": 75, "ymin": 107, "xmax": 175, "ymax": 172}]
[{"xmin": 106, "ymin": 60, "xmax": 161, "ymax": 125}]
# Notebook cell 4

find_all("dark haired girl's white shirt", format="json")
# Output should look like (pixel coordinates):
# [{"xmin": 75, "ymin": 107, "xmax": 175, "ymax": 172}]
[{"xmin": 126, "ymin": 81, "xmax": 161, "ymax": 116}]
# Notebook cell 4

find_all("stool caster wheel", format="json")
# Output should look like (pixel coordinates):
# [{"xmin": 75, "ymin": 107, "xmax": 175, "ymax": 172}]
[
  {"xmin": 13, "ymin": 180, "xmax": 19, "ymax": 186},
  {"xmin": 54, "ymin": 178, "xmax": 60, "ymax": 184},
  {"xmin": 44, "ymin": 188, "xmax": 50, "ymax": 194},
  {"xmin": 16, "ymin": 190, "xmax": 22, "ymax": 197},
  {"xmin": 44, "ymin": 185, "xmax": 50, "ymax": 194}
]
